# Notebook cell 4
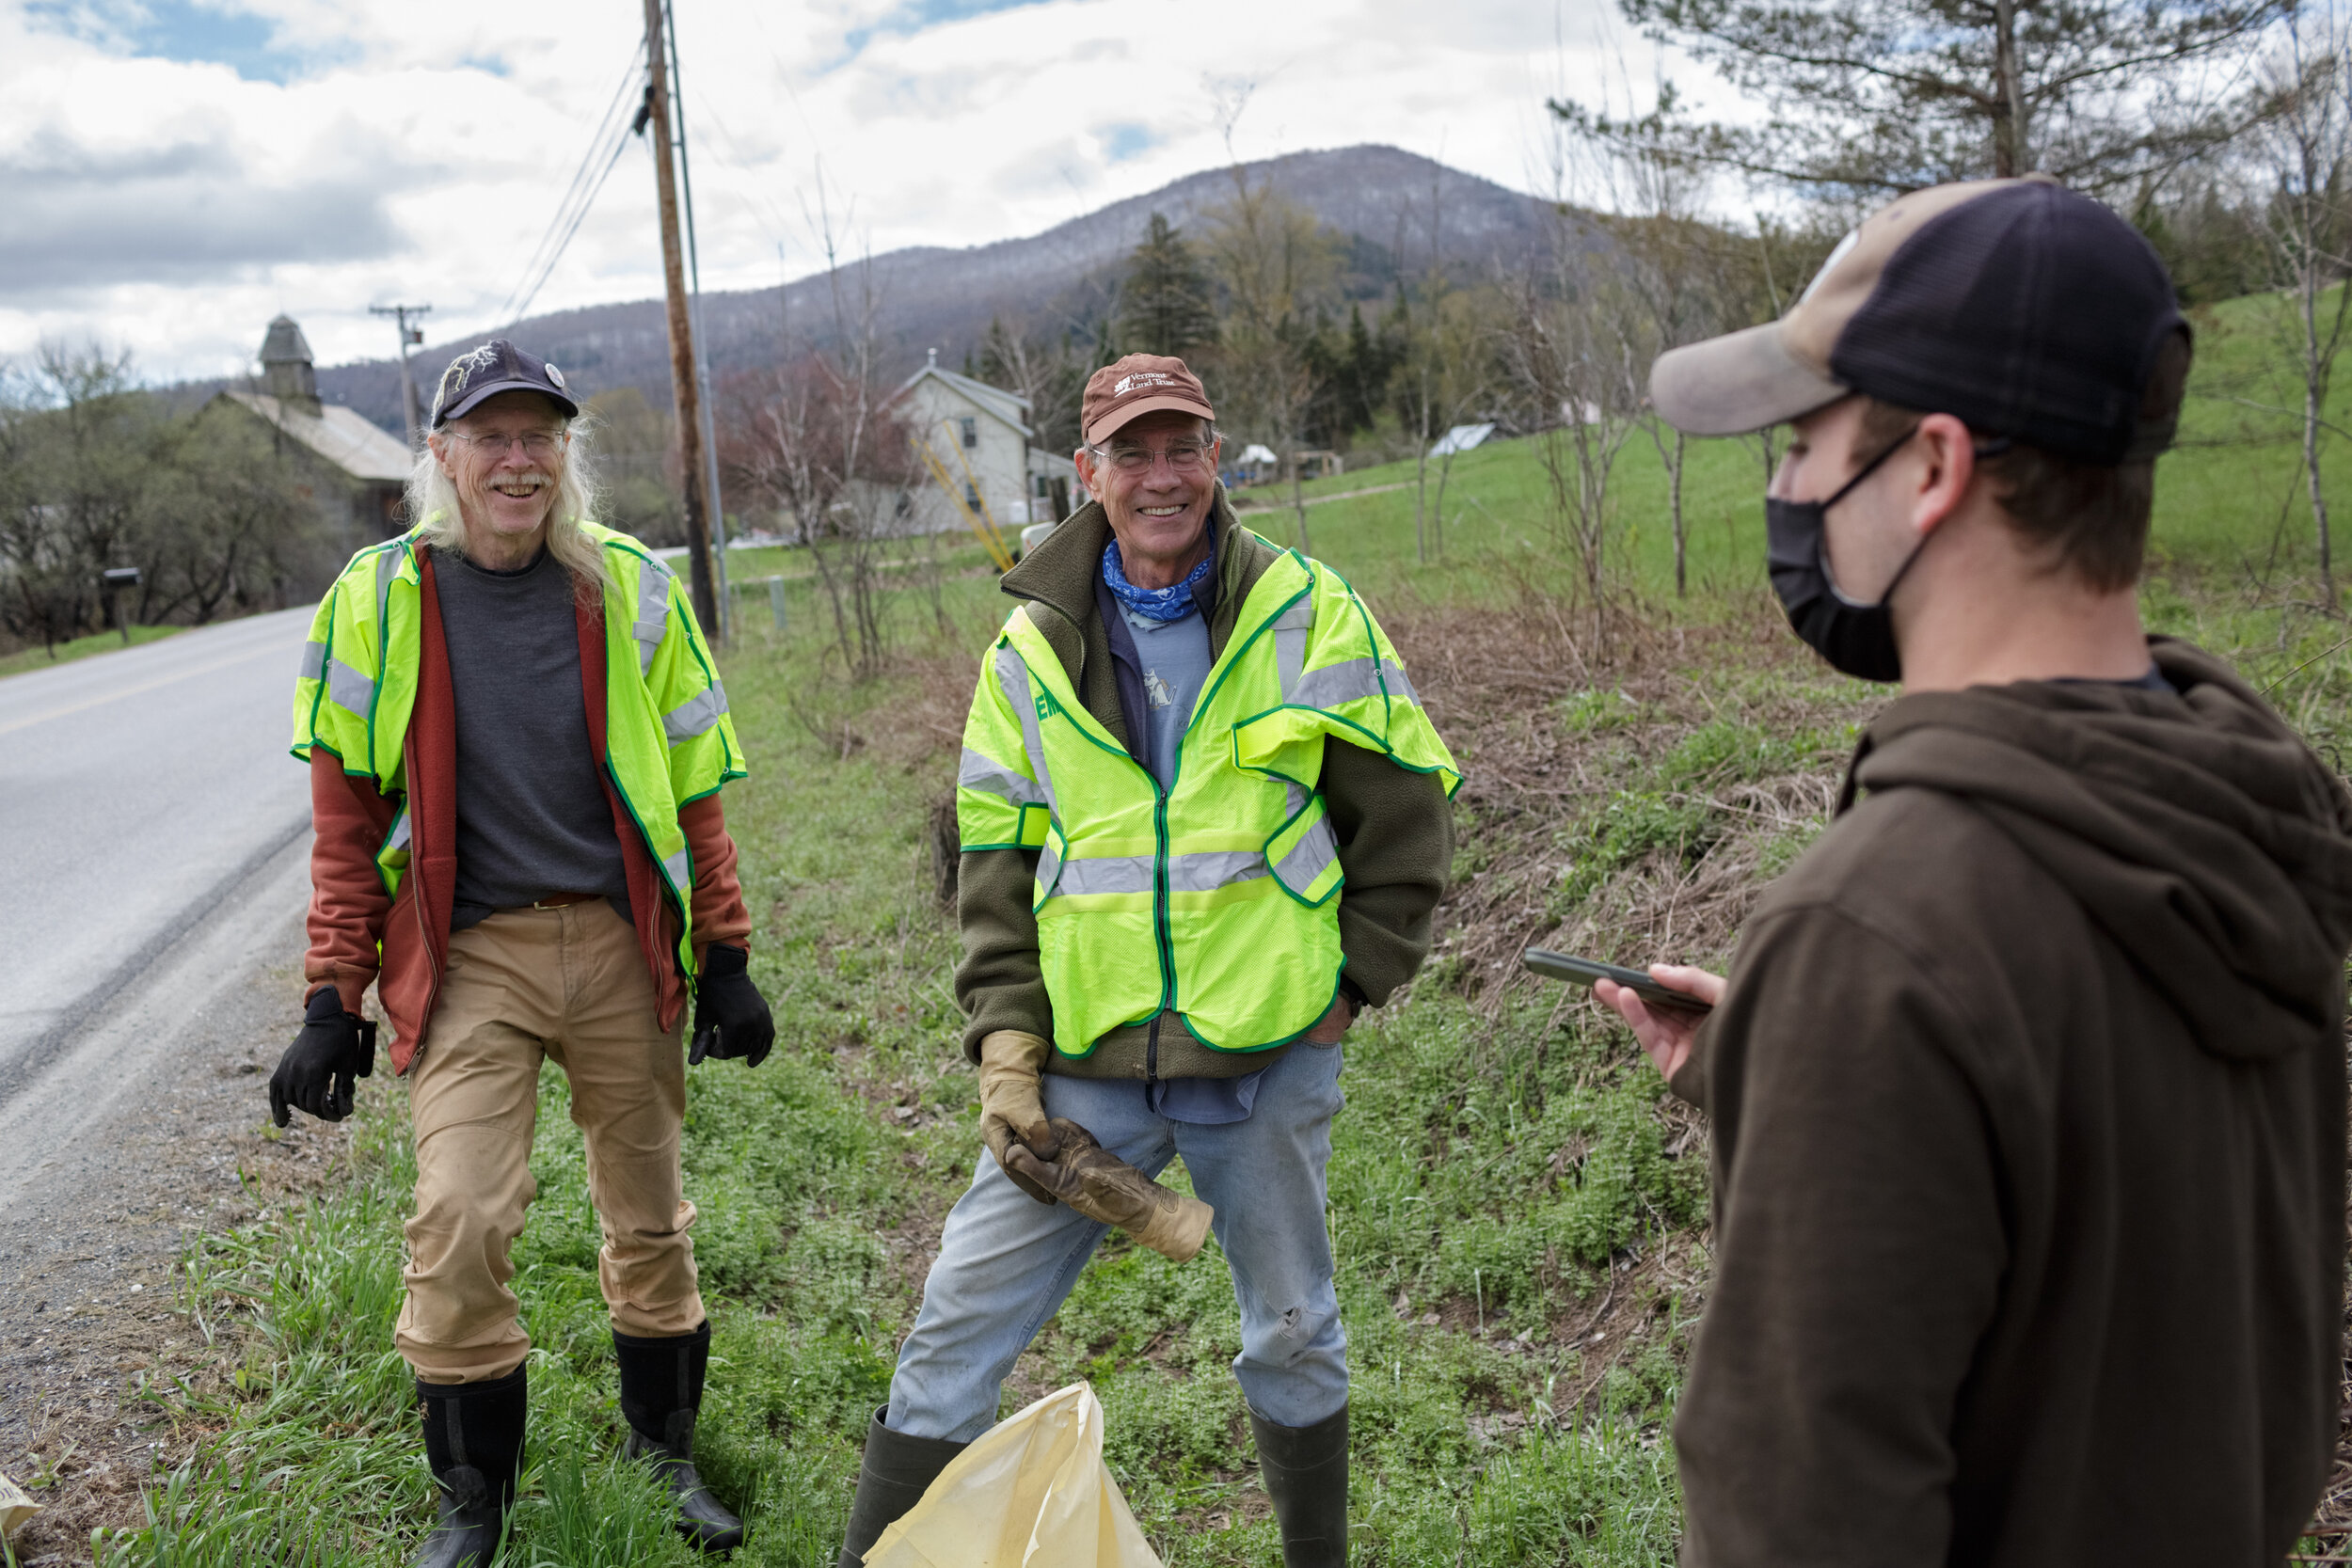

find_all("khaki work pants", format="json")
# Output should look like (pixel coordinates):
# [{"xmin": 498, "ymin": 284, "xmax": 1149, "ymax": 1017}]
[{"xmin": 395, "ymin": 901, "xmax": 704, "ymax": 1384}]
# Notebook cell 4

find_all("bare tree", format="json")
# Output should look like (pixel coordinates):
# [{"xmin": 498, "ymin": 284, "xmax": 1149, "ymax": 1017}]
[
  {"xmin": 0, "ymin": 346, "xmax": 325, "ymax": 654},
  {"xmin": 2252, "ymin": 7, "xmax": 2352, "ymax": 599},
  {"xmin": 1396, "ymin": 287, "xmax": 1502, "ymax": 565},
  {"xmin": 732, "ymin": 187, "xmax": 916, "ymax": 677},
  {"xmin": 1201, "ymin": 87, "xmax": 1342, "ymax": 556}
]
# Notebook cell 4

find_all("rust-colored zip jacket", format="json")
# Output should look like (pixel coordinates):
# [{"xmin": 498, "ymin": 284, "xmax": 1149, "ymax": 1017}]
[{"xmin": 302, "ymin": 548, "xmax": 750, "ymax": 1072}]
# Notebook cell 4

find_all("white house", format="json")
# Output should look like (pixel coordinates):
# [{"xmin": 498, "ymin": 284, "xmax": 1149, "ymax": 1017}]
[{"xmin": 891, "ymin": 351, "xmax": 1082, "ymax": 543}]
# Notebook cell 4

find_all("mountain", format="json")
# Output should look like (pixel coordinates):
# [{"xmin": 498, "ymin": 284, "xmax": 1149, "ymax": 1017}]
[{"xmin": 292, "ymin": 144, "xmax": 1579, "ymax": 434}]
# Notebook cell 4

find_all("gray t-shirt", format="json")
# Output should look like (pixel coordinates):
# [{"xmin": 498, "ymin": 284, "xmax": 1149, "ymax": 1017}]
[
  {"xmin": 1122, "ymin": 606, "xmax": 1215, "ymax": 790},
  {"xmin": 432, "ymin": 548, "xmax": 630, "ymax": 928}
]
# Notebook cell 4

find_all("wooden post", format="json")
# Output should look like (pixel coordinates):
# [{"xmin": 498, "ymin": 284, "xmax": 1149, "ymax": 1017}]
[{"xmin": 640, "ymin": 0, "xmax": 721, "ymax": 640}]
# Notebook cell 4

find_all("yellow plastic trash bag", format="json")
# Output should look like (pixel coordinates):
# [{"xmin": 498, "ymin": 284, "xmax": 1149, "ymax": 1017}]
[
  {"xmin": 0, "ymin": 1468, "xmax": 40, "ymax": 1544},
  {"xmin": 864, "ymin": 1381, "xmax": 1161, "ymax": 1568}
]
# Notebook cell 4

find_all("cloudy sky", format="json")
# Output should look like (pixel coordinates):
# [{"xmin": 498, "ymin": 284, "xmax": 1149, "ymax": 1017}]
[{"xmin": 1, "ymin": 0, "xmax": 1700, "ymax": 385}]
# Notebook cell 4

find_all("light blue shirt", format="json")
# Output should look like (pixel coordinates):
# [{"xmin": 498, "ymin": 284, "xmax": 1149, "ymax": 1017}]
[{"xmin": 1122, "ymin": 606, "xmax": 1214, "ymax": 791}]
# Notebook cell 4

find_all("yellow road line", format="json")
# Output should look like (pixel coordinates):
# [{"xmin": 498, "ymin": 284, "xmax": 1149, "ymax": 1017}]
[{"xmin": 0, "ymin": 637, "xmax": 298, "ymax": 739}]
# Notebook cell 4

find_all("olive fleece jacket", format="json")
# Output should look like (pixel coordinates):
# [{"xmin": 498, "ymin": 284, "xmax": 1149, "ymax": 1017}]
[
  {"xmin": 955, "ymin": 492, "xmax": 1455, "ymax": 1079},
  {"xmin": 1668, "ymin": 638, "xmax": 2352, "ymax": 1568}
]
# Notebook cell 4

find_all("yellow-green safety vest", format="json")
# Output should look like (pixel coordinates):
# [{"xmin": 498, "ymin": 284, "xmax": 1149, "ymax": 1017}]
[
  {"xmin": 957, "ymin": 541, "xmax": 1459, "ymax": 1058},
  {"xmin": 289, "ymin": 519, "xmax": 745, "ymax": 978}
]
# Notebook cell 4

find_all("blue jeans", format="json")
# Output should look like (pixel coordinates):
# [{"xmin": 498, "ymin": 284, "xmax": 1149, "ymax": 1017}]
[{"xmin": 886, "ymin": 1039, "xmax": 1348, "ymax": 1442}]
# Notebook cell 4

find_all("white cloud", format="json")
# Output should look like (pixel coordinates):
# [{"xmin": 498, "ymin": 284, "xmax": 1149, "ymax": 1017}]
[{"xmin": 0, "ymin": 0, "xmax": 1698, "ymax": 385}]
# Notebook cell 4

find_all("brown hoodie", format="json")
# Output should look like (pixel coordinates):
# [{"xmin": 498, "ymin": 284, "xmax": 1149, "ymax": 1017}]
[{"xmin": 1671, "ymin": 638, "xmax": 2352, "ymax": 1568}]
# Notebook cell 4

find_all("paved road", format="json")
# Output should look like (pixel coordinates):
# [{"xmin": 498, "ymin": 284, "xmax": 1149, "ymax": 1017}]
[{"xmin": 0, "ymin": 609, "xmax": 314, "ymax": 1108}]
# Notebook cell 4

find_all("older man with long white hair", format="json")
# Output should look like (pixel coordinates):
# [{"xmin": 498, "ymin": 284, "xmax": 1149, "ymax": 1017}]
[{"xmin": 277, "ymin": 340, "xmax": 772, "ymax": 1564}]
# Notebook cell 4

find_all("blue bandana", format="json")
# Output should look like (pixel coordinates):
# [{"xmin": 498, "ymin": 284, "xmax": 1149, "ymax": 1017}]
[{"xmin": 1103, "ymin": 528, "xmax": 1216, "ymax": 622}]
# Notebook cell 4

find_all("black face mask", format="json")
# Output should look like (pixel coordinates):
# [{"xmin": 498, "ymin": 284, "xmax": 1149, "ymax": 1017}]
[{"xmin": 1765, "ymin": 426, "xmax": 1925, "ymax": 684}]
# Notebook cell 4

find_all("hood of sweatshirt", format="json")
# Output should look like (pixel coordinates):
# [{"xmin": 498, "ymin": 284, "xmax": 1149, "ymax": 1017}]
[{"xmin": 1848, "ymin": 637, "xmax": 2352, "ymax": 1060}]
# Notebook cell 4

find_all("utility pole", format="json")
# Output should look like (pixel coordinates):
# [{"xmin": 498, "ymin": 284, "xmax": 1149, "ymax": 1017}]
[
  {"xmin": 637, "ymin": 0, "xmax": 721, "ymax": 641},
  {"xmin": 665, "ymin": 0, "xmax": 732, "ymax": 641},
  {"xmin": 370, "ymin": 303, "xmax": 432, "ymax": 450}
]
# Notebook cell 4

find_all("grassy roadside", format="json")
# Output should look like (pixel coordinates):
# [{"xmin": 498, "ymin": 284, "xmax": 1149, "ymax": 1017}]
[
  {"xmin": 72, "ymin": 279, "xmax": 2352, "ymax": 1565},
  {"xmin": 0, "ymin": 626, "xmax": 183, "ymax": 682},
  {"xmin": 96, "ymin": 587, "xmax": 1800, "ymax": 1565}
]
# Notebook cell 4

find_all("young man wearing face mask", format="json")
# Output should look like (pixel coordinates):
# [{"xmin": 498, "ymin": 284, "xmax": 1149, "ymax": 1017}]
[{"xmin": 1597, "ymin": 178, "xmax": 2352, "ymax": 1564}]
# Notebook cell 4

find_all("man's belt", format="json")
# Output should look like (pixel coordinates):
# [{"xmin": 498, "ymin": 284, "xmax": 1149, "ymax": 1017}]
[{"xmin": 529, "ymin": 891, "xmax": 607, "ymax": 910}]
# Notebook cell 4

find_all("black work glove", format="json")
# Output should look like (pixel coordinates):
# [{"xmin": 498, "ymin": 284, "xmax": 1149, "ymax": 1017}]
[
  {"xmin": 690, "ymin": 944, "xmax": 774, "ymax": 1068},
  {"xmin": 268, "ymin": 986, "xmax": 376, "ymax": 1128}
]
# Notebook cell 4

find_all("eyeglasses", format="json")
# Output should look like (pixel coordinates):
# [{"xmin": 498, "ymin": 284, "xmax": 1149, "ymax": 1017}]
[
  {"xmin": 1094, "ymin": 439, "xmax": 1215, "ymax": 475},
  {"xmin": 452, "ymin": 430, "xmax": 565, "ymax": 458}
]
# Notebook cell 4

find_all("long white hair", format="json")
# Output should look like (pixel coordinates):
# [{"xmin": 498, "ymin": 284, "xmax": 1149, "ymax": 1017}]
[{"xmin": 405, "ymin": 413, "xmax": 612, "ymax": 598}]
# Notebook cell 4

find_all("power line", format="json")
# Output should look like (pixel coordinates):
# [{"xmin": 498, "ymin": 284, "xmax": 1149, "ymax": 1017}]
[
  {"xmin": 491, "ymin": 40, "xmax": 648, "ymax": 329},
  {"xmin": 503, "ymin": 135, "xmax": 636, "ymax": 328}
]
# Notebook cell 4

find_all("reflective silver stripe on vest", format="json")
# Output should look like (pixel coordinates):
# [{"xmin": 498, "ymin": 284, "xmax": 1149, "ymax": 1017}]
[
  {"xmin": 663, "ymin": 847, "xmax": 691, "ymax": 890},
  {"xmin": 1051, "ymin": 854, "xmax": 1157, "ymax": 897},
  {"xmin": 1290, "ymin": 656, "xmax": 1419, "ymax": 711},
  {"xmin": 996, "ymin": 643, "xmax": 1058, "ymax": 816},
  {"xmin": 1046, "ymin": 848, "xmax": 1263, "ymax": 901},
  {"xmin": 1167, "ymin": 849, "xmax": 1268, "ymax": 893},
  {"xmin": 328, "ymin": 658, "xmax": 374, "ymax": 718},
  {"xmin": 374, "ymin": 545, "xmax": 401, "ymax": 635},
  {"xmin": 1272, "ymin": 594, "xmax": 1314, "ymax": 697},
  {"xmin": 634, "ymin": 558, "xmax": 673, "ymax": 674},
  {"xmin": 1272, "ymin": 812, "xmax": 1341, "ymax": 892},
  {"xmin": 385, "ymin": 811, "xmax": 411, "ymax": 853},
  {"xmin": 960, "ymin": 746, "xmax": 1046, "ymax": 807},
  {"xmin": 1036, "ymin": 833, "xmax": 1063, "ymax": 895},
  {"xmin": 299, "ymin": 639, "xmax": 326, "ymax": 681},
  {"xmin": 663, "ymin": 684, "xmax": 729, "ymax": 745}
]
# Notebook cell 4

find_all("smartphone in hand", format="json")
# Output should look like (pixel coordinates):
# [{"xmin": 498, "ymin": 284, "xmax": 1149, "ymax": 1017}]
[{"xmin": 1522, "ymin": 948, "xmax": 1714, "ymax": 1013}]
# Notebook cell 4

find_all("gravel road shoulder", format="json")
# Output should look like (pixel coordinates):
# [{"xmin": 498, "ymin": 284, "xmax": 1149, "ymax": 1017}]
[{"xmin": 0, "ymin": 839, "xmax": 368, "ymax": 1564}]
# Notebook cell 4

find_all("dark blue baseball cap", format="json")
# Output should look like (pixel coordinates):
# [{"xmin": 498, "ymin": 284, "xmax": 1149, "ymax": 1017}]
[{"xmin": 430, "ymin": 338, "xmax": 580, "ymax": 427}]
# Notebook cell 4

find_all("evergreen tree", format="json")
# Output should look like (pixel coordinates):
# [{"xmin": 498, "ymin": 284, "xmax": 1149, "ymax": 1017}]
[
  {"xmin": 1118, "ymin": 213, "xmax": 1219, "ymax": 357},
  {"xmin": 1563, "ymin": 1, "xmax": 2283, "ymax": 199}
]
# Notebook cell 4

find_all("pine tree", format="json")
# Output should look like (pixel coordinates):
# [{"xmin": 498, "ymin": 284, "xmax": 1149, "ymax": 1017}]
[
  {"xmin": 1564, "ymin": 0, "xmax": 2282, "ymax": 199},
  {"xmin": 1118, "ymin": 214, "xmax": 1219, "ymax": 357}
]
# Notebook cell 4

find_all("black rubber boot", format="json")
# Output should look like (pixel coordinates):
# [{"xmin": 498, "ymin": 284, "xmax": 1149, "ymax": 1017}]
[
  {"xmin": 413, "ymin": 1367, "xmax": 526, "ymax": 1568},
  {"xmin": 614, "ymin": 1322, "xmax": 744, "ymax": 1552},
  {"xmin": 835, "ymin": 1405, "xmax": 968, "ymax": 1568},
  {"xmin": 1250, "ymin": 1405, "xmax": 1349, "ymax": 1568}
]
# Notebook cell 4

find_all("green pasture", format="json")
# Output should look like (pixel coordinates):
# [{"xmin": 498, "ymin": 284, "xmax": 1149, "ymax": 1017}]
[{"xmin": 87, "ymin": 283, "xmax": 2352, "ymax": 1566}]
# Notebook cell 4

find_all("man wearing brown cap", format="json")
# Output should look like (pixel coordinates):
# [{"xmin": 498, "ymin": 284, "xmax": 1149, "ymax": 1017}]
[
  {"xmin": 834, "ymin": 355, "xmax": 1459, "ymax": 1567},
  {"xmin": 1597, "ymin": 178, "xmax": 2352, "ymax": 1563}
]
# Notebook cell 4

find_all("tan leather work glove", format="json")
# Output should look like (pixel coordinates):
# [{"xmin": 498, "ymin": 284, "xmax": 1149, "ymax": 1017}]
[
  {"xmin": 1006, "ymin": 1118, "xmax": 1216, "ymax": 1262},
  {"xmin": 978, "ymin": 1030, "xmax": 1062, "ymax": 1205}
]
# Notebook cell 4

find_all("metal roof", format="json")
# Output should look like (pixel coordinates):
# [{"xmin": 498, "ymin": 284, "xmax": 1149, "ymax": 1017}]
[
  {"xmin": 892, "ymin": 356, "xmax": 1034, "ymax": 439},
  {"xmin": 215, "ymin": 391, "xmax": 412, "ymax": 483}
]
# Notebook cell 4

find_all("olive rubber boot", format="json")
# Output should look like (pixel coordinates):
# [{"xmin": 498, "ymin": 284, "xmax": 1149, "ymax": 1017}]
[
  {"xmin": 413, "ymin": 1367, "xmax": 526, "ymax": 1568},
  {"xmin": 835, "ymin": 1406, "xmax": 968, "ymax": 1568},
  {"xmin": 1249, "ymin": 1405, "xmax": 1349, "ymax": 1568},
  {"xmin": 614, "ymin": 1322, "xmax": 744, "ymax": 1552}
]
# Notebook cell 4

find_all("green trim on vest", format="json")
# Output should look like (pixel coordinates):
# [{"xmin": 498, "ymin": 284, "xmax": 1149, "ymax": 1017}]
[{"xmin": 956, "ymin": 541, "xmax": 1458, "ymax": 1058}]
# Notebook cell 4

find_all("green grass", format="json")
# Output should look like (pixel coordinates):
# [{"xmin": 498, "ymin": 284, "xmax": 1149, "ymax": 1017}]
[
  {"xmin": 96, "ymin": 281, "xmax": 2352, "ymax": 1565},
  {"xmin": 0, "ymin": 624, "xmax": 183, "ymax": 680}
]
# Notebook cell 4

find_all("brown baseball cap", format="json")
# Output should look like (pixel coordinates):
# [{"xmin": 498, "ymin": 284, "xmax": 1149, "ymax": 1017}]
[
  {"xmin": 1651, "ymin": 175, "xmax": 2186, "ymax": 464},
  {"xmin": 1081, "ymin": 354, "xmax": 1216, "ymax": 446}
]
